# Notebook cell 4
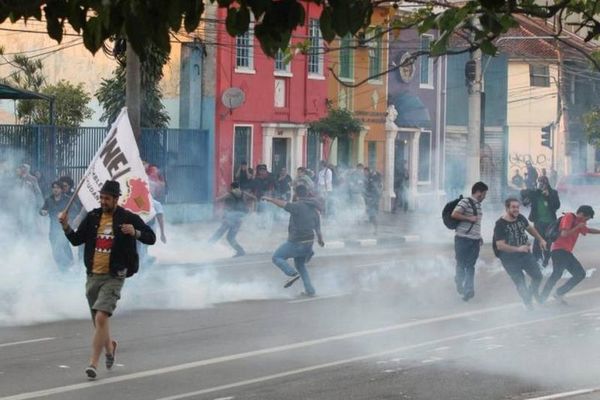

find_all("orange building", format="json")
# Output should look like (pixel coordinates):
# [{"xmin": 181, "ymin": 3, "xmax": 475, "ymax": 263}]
[{"xmin": 326, "ymin": 7, "xmax": 390, "ymax": 177}]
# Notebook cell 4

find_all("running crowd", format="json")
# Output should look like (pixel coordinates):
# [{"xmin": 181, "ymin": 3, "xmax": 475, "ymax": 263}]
[{"xmin": 449, "ymin": 177, "xmax": 599, "ymax": 310}]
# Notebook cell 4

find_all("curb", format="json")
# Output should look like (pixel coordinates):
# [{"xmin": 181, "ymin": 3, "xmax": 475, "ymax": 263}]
[{"xmin": 339, "ymin": 235, "xmax": 420, "ymax": 248}]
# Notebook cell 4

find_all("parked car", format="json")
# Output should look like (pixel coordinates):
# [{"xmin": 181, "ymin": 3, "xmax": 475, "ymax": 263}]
[{"xmin": 556, "ymin": 173, "xmax": 600, "ymax": 211}]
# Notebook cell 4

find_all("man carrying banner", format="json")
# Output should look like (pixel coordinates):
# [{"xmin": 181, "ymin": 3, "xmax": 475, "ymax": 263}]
[{"xmin": 59, "ymin": 180, "xmax": 156, "ymax": 380}]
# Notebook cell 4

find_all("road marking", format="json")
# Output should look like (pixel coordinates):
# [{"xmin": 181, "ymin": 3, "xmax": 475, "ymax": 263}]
[
  {"xmin": 153, "ymin": 308, "xmax": 600, "ymax": 400},
  {"xmin": 525, "ymin": 388, "xmax": 600, "ymax": 399},
  {"xmin": 0, "ymin": 338, "xmax": 55, "ymax": 349},
  {"xmin": 3, "ymin": 288, "xmax": 600, "ymax": 400},
  {"xmin": 288, "ymin": 294, "xmax": 346, "ymax": 304}
]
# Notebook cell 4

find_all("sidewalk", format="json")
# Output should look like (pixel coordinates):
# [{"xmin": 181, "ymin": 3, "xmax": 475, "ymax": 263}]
[{"xmin": 150, "ymin": 208, "xmax": 443, "ymax": 265}]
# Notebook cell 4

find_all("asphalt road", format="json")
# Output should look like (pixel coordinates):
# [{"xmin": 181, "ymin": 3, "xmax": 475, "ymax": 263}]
[{"xmin": 1, "ymin": 240, "xmax": 600, "ymax": 400}]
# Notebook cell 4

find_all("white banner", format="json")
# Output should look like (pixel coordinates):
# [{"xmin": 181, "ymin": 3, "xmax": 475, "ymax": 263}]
[{"xmin": 78, "ymin": 108, "xmax": 155, "ymax": 222}]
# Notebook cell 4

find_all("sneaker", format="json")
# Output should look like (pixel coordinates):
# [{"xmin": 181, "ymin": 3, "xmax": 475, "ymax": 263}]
[
  {"xmin": 284, "ymin": 274, "xmax": 300, "ymax": 288},
  {"xmin": 553, "ymin": 293, "xmax": 569, "ymax": 305},
  {"xmin": 105, "ymin": 340, "xmax": 117, "ymax": 370},
  {"xmin": 524, "ymin": 302, "xmax": 535, "ymax": 311},
  {"xmin": 232, "ymin": 251, "xmax": 246, "ymax": 258},
  {"xmin": 299, "ymin": 292, "xmax": 316, "ymax": 298},
  {"xmin": 85, "ymin": 365, "xmax": 97, "ymax": 380},
  {"xmin": 456, "ymin": 284, "xmax": 464, "ymax": 296},
  {"xmin": 462, "ymin": 292, "xmax": 474, "ymax": 302}
]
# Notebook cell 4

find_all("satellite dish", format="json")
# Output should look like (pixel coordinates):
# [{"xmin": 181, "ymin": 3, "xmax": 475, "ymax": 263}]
[{"xmin": 221, "ymin": 87, "xmax": 245, "ymax": 109}]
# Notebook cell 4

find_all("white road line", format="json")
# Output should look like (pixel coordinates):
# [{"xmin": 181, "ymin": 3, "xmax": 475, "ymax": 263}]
[
  {"xmin": 153, "ymin": 308, "xmax": 600, "ymax": 400},
  {"xmin": 3, "ymin": 287, "xmax": 600, "ymax": 400},
  {"xmin": 288, "ymin": 294, "xmax": 345, "ymax": 304},
  {"xmin": 525, "ymin": 388, "xmax": 600, "ymax": 400},
  {"xmin": 0, "ymin": 338, "xmax": 55, "ymax": 349}
]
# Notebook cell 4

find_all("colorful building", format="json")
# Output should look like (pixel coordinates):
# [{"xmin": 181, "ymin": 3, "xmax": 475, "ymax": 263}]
[
  {"xmin": 213, "ymin": 2, "xmax": 328, "ymax": 195},
  {"xmin": 387, "ymin": 27, "xmax": 446, "ymax": 210}
]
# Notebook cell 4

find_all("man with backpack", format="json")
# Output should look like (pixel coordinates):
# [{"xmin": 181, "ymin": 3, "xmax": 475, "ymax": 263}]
[
  {"xmin": 209, "ymin": 182, "xmax": 256, "ymax": 257},
  {"xmin": 448, "ymin": 181, "xmax": 488, "ymax": 301},
  {"xmin": 539, "ymin": 205, "xmax": 600, "ymax": 304},
  {"xmin": 493, "ymin": 198, "xmax": 546, "ymax": 309},
  {"xmin": 520, "ymin": 175, "xmax": 560, "ymax": 266}
]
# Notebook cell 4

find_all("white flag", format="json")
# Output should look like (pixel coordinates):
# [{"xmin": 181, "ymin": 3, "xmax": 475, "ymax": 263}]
[{"xmin": 78, "ymin": 108, "xmax": 156, "ymax": 222}]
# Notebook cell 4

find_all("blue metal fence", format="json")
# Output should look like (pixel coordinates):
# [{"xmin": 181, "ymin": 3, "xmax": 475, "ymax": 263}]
[{"xmin": 0, "ymin": 124, "xmax": 210, "ymax": 204}]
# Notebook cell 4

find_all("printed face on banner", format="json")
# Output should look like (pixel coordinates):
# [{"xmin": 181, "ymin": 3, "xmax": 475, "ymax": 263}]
[{"xmin": 77, "ymin": 109, "xmax": 156, "ymax": 222}]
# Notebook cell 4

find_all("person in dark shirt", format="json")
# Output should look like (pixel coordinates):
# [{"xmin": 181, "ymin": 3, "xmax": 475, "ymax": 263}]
[
  {"xmin": 274, "ymin": 167, "xmax": 292, "ymax": 201},
  {"xmin": 520, "ymin": 175, "xmax": 560, "ymax": 266},
  {"xmin": 209, "ymin": 182, "xmax": 255, "ymax": 257},
  {"xmin": 235, "ymin": 161, "xmax": 253, "ymax": 191},
  {"xmin": 40, "ymin": 181, "xmax": 73, "ymax": 270},
  {"xmin": 263, "ymin": 185, "xmax": 324, "ymax": 297},
  {"xmin": 493, "ymin": 198, "xmax": 546, "ymax": 308}
]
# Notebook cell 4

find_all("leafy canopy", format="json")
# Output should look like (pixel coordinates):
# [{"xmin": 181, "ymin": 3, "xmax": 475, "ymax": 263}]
[
  {"xmin": 308, "ymin": 107, "xmax": 363, "ymax": 141},
  {"xmin": 3, "ymin": 0, "xmax": 600, "ymax": 60}
]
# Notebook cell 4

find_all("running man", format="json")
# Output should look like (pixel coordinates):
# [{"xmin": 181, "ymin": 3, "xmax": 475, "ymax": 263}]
[
  {"xmin": 451, "ymin": 181, "xmax": 488, "ymax": 301},
  {"xmin": 209, "ymin": 181, "xmax": 255, "ymax": 257},
  {"xmin": 59, "ymin": 180, "xmax": 156, "ymax": 380},
  {"xmin": 540, "ymin": 205, "xmax": 600, "ymax": 304},
  {"xmin": 493, "ymin": 198, "xmax": 546, "ymax": 309},
  {"xmin": 263, "ymin": 185, "xmax": 324, "ymax": 297}
]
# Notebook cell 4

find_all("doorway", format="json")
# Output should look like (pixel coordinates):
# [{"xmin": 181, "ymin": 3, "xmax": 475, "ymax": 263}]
[{"xmin": 272, "ymin": 138, "xmax": 289, "ymax": 175}]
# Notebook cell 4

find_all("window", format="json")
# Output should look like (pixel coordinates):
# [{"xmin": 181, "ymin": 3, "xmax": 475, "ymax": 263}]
[
  {"xmin": 338, "ymin": 85, "xmax": 353, "ymax": 110},
  {"xmin": 339, "ymin": 34, "xmax": 354, "ymax": 80},
  {"xmin": 368, "ymin": 142, "xmax": 377, "ymax": 170},
  {"xmin": 368, "ymin": 29, "xmax": 382, "ymax": 80},
  {"xmin": 337, "ymin": 137, "xmax": 351, "ymax": 167},
  {"xmin": 233, "ymin": 126, "xmax": 252, "ymax": 176},
  {"xmin": 530, "ymin": 64, "xmax": 550, "ymax": 87},
  {"xmin": 275, "ymin": 49, "xmax": 291, "ymax": 74},
  {"xmin": 307, "ymin": 130, "xmax": 320, "ymax": 172},
  {"xmin": 236, "ymin": 30, "xmax": 254, "ymax": 70},
  {"xmin": 419, "ymin": 35, "xmax": 433, "ymax": 87},
  {"xmin": 418, "ymin": 131, "xmax": 432, "ymax": 182},
  {"xmin": 308, "ymin": 19, "xmax": 323, "ymax": 75}
]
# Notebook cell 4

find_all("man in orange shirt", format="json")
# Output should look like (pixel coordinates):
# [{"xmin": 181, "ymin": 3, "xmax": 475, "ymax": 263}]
[{"xmin": 540, "ymin": 205, "xmax": 600, "ymax": 304}]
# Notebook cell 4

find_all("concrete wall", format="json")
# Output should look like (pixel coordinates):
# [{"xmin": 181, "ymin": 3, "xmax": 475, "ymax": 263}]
[{"xmin": 0, "ymin": 20, "xmax": 184, "ymax": 128}]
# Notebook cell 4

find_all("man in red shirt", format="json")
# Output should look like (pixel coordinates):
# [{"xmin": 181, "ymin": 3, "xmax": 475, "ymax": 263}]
[{"xmin": 540, "ymin": 205, "xmax": 600, "ymax": 304}]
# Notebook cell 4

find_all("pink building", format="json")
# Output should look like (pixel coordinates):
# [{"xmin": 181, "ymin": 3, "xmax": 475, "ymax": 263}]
[{"xmin": 214, "ymin": 2, "xmax": 328, "ymax": 195}]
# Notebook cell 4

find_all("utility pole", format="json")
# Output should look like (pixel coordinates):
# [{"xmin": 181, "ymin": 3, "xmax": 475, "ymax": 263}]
[
  {"xmin": 126, "ymin": 41, "xmax": 141, "ymax": 143},
  {"xmin": 465, "ymin": 47, "xmax": 482, "ymax": 191}
]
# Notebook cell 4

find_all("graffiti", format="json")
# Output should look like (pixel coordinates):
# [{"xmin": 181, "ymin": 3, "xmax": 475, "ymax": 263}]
[{"xmin": 508, "ymin": 153, "xmax": 549, "ymax": 169}]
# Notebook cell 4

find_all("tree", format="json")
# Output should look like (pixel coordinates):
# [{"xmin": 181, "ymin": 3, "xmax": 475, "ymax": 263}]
[
  {"xmin": 583, "ymin": 106, "xmax": 600, "ymax": 147},
  {"xmin": 308, "ymin": 107, "xmax": 363, "ymax": 161},
  {"xmin": 2, "ymin": 0, "xmax": 599, "ymax": 63},
  {"xmin": 3, "ymin": 55, "xmax": 46, "ymax": 124},
  {"xmin": 95, "ymin": 44, "xmax": 170, "ymax": 128},
  {"xmin": 31, "ymin": 80, "xmax": 93, "ymax": 126}
]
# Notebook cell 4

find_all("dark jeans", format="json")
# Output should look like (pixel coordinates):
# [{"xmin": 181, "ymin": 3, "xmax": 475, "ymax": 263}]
[
  {"xmin": 209, "ymin": 211, "xmax": 245, "ymax": 255},
  {"xmin": 272, "ymin": 241, "xmax": 315, "ymax": 295},
  {"xmin": 540, "ymin": 250, "xmax": 586, "ymax": 299},
  {"xmin": 49, "ymin": 231, "xmax": 73, "ymax": 271},
  {"xmin": 533, "ymin": 221, "xmax": 551, "ymax": 264},
  {"xmin": 454, "ymin": 236, "xmax": 481, "ymax": 296},
  {"xmin": 499, "ymin": 252, "xmax": 543, "ymax": 305}
]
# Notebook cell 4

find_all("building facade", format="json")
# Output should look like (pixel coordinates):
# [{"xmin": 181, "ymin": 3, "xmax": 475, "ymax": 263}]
[
  {"xmin": 214, "ymin": 2, "xmax": 328, "ymax": 195},
  {"xmin": 387, "ymin": 28, "xmax": 446, "ymax": 210}
]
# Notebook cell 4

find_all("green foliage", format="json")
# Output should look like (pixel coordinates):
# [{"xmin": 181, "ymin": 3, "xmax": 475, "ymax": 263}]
[
  {"xmin": 2, "ymin": 0, "xmax": 600, "ymax": 61},
  {"xmin": 96, "ymin": 44, "xmax": 170, "ymax": 128},
  {"xmin": 34, "ymin": 80, "xmax": 93, "ymax": 126},
  {"xmin": 584, "ymin": 106, "xmax": 600, "ymax": 147},
  {"xmin": 4, "ymin": 55, "xmax": 46, "ymax": 124},
  {"xmin": 308, "ymin": 107, "xmax": 363, "ymax": 141}
]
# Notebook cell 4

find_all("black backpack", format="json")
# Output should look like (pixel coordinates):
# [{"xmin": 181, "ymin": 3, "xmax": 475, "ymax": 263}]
[
  {"xmin": 442, "ymin": 196, "xmax": 477, "ymax": 231},
  {"xmin": 545, "ymin": 213, "xmax": 574, "ymax": 243}
]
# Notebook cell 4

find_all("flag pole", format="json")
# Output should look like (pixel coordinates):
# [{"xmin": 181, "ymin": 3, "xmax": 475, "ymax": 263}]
[{"xmin": 61, "ymin": 108, "xmax": 128, "ymax": 216}]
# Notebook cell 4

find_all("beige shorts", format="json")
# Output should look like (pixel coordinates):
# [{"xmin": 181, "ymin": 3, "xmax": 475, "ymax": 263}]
[{"xmin": 86, "ymin": 274, "xmax": 125, "ymax": 316}]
